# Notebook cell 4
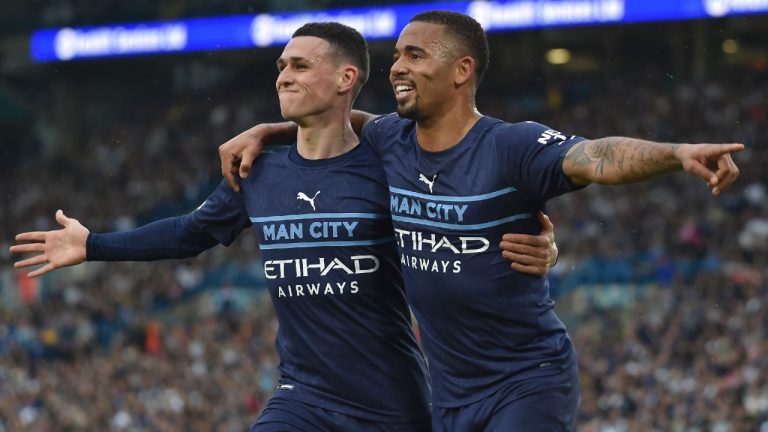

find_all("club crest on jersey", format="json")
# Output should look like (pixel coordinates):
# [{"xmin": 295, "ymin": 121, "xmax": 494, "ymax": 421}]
[
  {"xmin": 418, "ymin": 173, "xmax": 437, "ymax": 193},
  {"xmin": 297, "ymin": 191, "xmax": 320, "ymax": 211}
]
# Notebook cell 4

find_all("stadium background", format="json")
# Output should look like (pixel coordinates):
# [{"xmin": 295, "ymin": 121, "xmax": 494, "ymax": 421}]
[{"xmin": 0, "ymin": 1, "xmax": 766, "ymax": 430}]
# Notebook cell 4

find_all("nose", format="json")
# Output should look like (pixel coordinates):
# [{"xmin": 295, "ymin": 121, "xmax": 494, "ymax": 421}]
[
  {"xmin": 276, "ymin": 68, "xmax": 294, "ymax": 91},
  {"xmin": 390, "ymin": 55, "xmax": 408, "ymax": 82}
]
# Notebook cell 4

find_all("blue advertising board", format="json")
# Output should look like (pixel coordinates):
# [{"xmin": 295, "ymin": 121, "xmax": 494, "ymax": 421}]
[{"xmin": 30, "ymin": 0, "xmax": 768, "ymax": 62}]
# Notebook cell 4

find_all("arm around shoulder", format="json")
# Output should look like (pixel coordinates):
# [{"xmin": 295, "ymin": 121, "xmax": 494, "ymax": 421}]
[
  {"xmin": 351, "ymin": 110, "xmax": 379, "ymax": 136},
  {"xmin": 219, "ymin": 121, "xmax": 298, "ymax": 191}
]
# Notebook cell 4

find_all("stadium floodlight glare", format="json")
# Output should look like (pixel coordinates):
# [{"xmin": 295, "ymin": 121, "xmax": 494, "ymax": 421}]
[
  {"xmin": 721, "ymin": 39, "xmax": 739, "ymax": 54},
  {"xmin": 546, "ymin": 48, "xmax": 572, "ymax": 65},
  {"xmin": 30, "ymin": 0, "xmax": 768, "ymax": 62}
]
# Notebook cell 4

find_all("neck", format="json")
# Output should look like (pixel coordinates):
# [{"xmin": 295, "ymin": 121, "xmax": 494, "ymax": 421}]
[
  {"xmin": 415, "ymin": 98, "xmax": 482, "ymax": 152},
  {"xmin": 295, "ymin": 106, "xmax": 359, "ymax": 159}
]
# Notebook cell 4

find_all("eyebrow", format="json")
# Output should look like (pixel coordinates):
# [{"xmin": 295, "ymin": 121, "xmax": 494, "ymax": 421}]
[
  {"xmin": 395, "ymin": 45, "xmax": 428, "ymax": 55},
  {"xmin": 276, "ymin": 56, "xmax": 309, "ymax": 67}
]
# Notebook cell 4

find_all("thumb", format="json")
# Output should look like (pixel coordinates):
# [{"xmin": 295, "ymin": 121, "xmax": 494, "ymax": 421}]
[
  {"xmin": 537, "ymin": 211, "xmax": 554, "ymax": 236},
  {"xmin": 56, "ymin": 209, "xmax": 70, "ymax": 227}
]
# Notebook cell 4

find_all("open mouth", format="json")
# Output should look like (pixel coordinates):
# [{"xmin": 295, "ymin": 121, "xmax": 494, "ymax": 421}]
[
  {"xmin": 395, "ymin": 84, "xmax": 414, "ymax": 95},
  {"xmin": 394, "ymin": 84, "xmax": 415, "ymax": 103}
]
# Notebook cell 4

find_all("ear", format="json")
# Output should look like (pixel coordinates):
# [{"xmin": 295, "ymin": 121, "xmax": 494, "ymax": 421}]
[
  {"xmin": 338, "ymin": 65, "xmax": 359, "ymax": 95},
  {"xmin": 454, "ymin": 56, "xmax": 475, "ymax": 87}
]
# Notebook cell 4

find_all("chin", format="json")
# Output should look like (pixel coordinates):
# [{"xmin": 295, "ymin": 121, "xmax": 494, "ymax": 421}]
[
  {"xmin": 280, "ymin": 109, "xmax": 300, "ymax": 122},
  {"xmin": 396, "ymin": 105, "xmax": 420, "ymax": 120}
]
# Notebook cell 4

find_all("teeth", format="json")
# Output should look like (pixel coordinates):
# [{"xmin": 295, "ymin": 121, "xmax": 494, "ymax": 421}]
[{"xmin": 396, "ymin": 85, "xmax": 413, "ymax": 93}]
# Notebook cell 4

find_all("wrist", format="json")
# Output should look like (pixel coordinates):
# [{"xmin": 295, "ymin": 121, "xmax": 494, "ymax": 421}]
[{"xmin": 671, "ymin": 143, "xmax": 688, "ymax": 165}]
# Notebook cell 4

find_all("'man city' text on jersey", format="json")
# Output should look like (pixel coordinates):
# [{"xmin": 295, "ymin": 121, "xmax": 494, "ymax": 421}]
[
  {"xmin": 390, "ymin": 196, "xmax": 468, "ymax": 222},
  {"xmin": 262, "ymin": 221, "xmax": 358, "ymax": 240}
]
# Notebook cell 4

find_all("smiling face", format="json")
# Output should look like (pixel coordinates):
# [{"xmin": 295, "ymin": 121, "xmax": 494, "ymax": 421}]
[
  {"xmin": 390, "ymin": 21, "xmax": 464, "ymax": 122},
  {"xmin": 275, "ymin": 36, "xmax": 345, "ymax": 123}
]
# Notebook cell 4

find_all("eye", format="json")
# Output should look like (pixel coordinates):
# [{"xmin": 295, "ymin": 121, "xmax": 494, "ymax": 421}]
[{"xmin": 409, "ymin": 53, "xmax": 421, "ymax": 60}]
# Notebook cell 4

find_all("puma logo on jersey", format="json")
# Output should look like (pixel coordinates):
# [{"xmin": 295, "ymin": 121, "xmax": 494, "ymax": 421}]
[
  {"xmin": 418, "ymin": 173, "xmax": 437, "ymax": 193},
  {"xmin": 297, "ymin": 191, "xmax": 320, "ymax": 210}
]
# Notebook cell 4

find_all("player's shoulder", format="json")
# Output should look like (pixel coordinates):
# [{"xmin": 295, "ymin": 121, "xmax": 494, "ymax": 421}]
[
  {"xmin": 262, "ymin": 144, "xmax": 292, "ymax": 157},
  {"xmin": 362, "ymin": 113, "xmax": 414, "ymax": 153},
  {"xmin": 487, "ymin": 119, "xmax": 563, "ymax": 146},
  {"xmin": 490, "ymin": 119, "xmax": 549, "ymax": 135},
  {"xmin": 373, "ymin": 112, "xmax": 405, "ymax": 125},
  {"xmin": 255, "ymin": 144, "xmax": 291, "ymax": 165},
  {"xmin": 366, "ymin": 112, "xmax": 413, "ymax": 135},
  {"xmin": 238, "ymin": 144, "xmax": 291, "ymax": 184}
]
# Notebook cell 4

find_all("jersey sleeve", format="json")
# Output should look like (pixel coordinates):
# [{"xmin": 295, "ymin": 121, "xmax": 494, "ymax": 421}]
[
  {"xmin": 186, "ymin": 179, "xmax": 252, "ymax": 247},
  {"xmin": 86, "ymin": 216, "xmax": 218, "ymax": 261},
  {"xmin": 86, "ymin": 180, "xmax": 251, "ymax": 261},
  {"xmin": 497, "ymin": 121, "xmax": 588, "ymax": 200},
  {"xmin": 361, "ymin": 113, "xmax": 401, "ymax": 156}
]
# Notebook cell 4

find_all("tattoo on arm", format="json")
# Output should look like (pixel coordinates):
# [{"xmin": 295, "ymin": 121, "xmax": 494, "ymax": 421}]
[
  {"xmin": 565, "ymin": 141, "xmax": 592, "ymax": 167},
  {"xmin": 590, "ymin": 140, "xmax": 622, "ymax": 177},
  {"xmin": 565, "ymin": 137, "xmax": 680, "ymax": 184}
]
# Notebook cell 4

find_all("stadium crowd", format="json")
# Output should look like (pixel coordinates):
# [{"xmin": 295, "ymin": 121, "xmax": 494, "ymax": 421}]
[{"xmin": 1, "ymin": 35, "xmax": 767, "ymax": 431}]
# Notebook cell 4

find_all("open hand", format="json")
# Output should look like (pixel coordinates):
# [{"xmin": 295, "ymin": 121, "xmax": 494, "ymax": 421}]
[{"xmin": 9, "ymin": 210, "xmax": 89, "ymax": 277}]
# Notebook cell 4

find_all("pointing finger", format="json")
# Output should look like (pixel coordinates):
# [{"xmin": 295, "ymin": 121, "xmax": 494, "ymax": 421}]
[{"xmin": 704, "ymin": 143, "xmax": 744, "ymax": 156}]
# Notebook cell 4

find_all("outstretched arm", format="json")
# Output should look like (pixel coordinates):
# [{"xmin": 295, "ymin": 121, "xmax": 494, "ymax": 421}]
[
  {"xmin": 11, "ymin": 210, "xmax": 219, "ymax": 277},
  {"xmin": 499, "ymin": 212, "xmax": 558, "ymax": 276},
  {"xmin": 563, "ymin": 138, "xmax": 743, "ymax": 195},
  {"xmin": 220, "ymin": 110, "xmax": 379, "ymax": 192}
]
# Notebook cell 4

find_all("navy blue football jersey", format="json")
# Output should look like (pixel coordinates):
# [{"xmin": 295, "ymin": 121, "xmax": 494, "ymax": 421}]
[
  {"xmin": 363, "ymin": 114, "xmax": 586, "ymax": 407},
  {"xmin": 188, "ymin": 142, "xmax": 430, "ymax": 422}
]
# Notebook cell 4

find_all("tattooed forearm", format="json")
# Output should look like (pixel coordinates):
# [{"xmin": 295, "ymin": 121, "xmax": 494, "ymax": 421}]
[
  {"xmin": 590, "ymin": 140, "xmax": 622, "ymax": 177},
  {"xmin": 564, "ymin": 137, "xmax": 681, "ymax": 184},
  {"xmin": 565, "ymin": 142, "xmax": 592, "ymax": 167}
]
